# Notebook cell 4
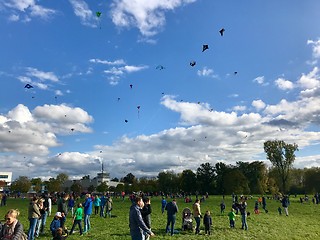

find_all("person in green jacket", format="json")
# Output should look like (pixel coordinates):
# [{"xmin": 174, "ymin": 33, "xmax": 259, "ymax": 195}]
[
  {"xmin": 228, "ymin": 208, "xmax": 236, "ymax": 228},
  {"xmin": 69, "ymin": 203, "xmax": 83, "ymax": 235}
]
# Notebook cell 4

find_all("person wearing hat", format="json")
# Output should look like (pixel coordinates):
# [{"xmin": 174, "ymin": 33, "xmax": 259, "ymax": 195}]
[{"xmin": 50, "ymin": 212, "xmax": 65, "ymax": 237}]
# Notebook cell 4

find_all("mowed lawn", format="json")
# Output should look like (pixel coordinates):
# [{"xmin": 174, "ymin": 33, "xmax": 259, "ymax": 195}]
[{"xmin": 0, "ymin": 195, "xmax": 320, "ymax": 240}]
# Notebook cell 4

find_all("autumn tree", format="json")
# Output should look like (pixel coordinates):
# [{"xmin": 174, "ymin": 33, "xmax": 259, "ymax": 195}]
[
  {"xmin": 264, "ymin": 140, "xmax": 298, "ymax": 193},
  {"xmin": 10, "ymin": 176, "xmax": 32, "ymax": 193}
]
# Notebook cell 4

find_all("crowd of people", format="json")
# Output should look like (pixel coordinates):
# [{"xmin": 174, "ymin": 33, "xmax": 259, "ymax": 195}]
[{"xmin": 0, "ymin": 191, "xmax": 308, "ymax": 239}]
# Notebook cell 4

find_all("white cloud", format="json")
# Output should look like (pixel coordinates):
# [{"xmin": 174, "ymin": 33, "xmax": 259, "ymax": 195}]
[
  {"xmin": 4, "ymin": 0, "xmax": 56, "ymax": 20},
  {"xmin": 0, "ymin": 104, "xmax": 93, "ymax": 158},
  {"xmin": 89, "ymin": 59, "xmax": 126, "ymax": 65},
  {"xmin": 110, "ymin": 0, "xmax": 197, "ymax": 37},
  {"xmin": 298, "ymin": 67, "xmax": 320, "ymax": 89},
  {"xmin": 68, "ymin": 0, "xmax": 98, "ymax": 28},
  {"xmin": 253, "ymin": 76, "xmax": 266, "ymax": 85},
  {"xmin": 274, "ymin": 77, "xmax": 294, "ymax": 90},
  {"xmin": 26, "ymin": 67, "xmax": 59, "ymax": 82},
  {"xmin": 307, "ymin": 39, "xmax": 320, "ymax": 59},
  {"xmin": 252, "ymin": 100, "xmax": 266, "ymax": 111},
  {"xmin": 233, "ymin": 105, "xmax": 246, "ymax": 112},
  {"xmin": 197, "ymin": 67, "xmax": 218, "ymax": 78}
]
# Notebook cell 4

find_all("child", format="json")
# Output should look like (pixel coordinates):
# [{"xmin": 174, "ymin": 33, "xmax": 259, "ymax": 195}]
[
  {"xmin": 53, "ymin": 227, "xmax": 68, "ymax": 240},
  {"xmin": 254, "ymin": 200, "xmax": 259, "ymax": 214},
  {"xmin": 203, "ymin": 210, "xmax": 212, "ymax": 235},
  {"xmin": 220, "ymin": 201, "xmax": 226, "ymax": 214},
  {"xmin": 278, "ymin": 206, "xmax": 282, "ymax": 215},
  {"xmin": 50, "ymin": 212, "xmax": 67, "ymax": 238},
  {"xmin": 228, "ymin": 208, "xmax": 236, "ymax": 228},
  {"xmin": 69, "ymin": 203, "xmax": 83, "ymax": 236}
]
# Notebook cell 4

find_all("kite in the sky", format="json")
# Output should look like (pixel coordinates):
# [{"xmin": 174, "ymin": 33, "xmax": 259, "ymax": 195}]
[
  {"xmin": 137, "ymin": 106, "xmax": 141, "ymax": 118},
  {"xmin": 219, "ymin": 28, "xmax": 225, "ymax": 36},
  {"xmin": 190, "ymin": 61, "xmax": 196, "ymax": 67},
  {"xmin": 124, "ymin": 119, "xmax": 128, "ymax": 123},
  {"xmin": 71, "ymin": 128, "xmax": 75, "ymax": 132},
  {"xmin": 130, "ymin": 84, "xmax": 133, "ymax": 89},
  {"xmin": 96, "ymin": 12, "xmax": 102, "ymax": 29},
  {"xmin": 156, "ymin": 65, "xmax": 165, "ymax": 70},
  {"xmin": 24, "ymin": 84, "xmax": 33, "ymax": 89},
  {"xmin": 117, "ymin": 97, "xmax": 121, "ymax": 101},
  {"xmin": 234, "ymin": 71, "xmax": 238, "ymax": 75},
  {"xmin": 202, "ymin": 44, "xmax": 209, "ymax": 52}
]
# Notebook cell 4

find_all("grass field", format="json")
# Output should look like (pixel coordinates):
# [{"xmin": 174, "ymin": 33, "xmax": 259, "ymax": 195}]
[{"xmin": 0, "ymin": 195, "xmax": 320, "ymax": 240}]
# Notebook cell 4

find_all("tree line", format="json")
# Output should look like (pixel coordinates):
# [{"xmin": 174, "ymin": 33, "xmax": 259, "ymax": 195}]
[{"xmin": 10, "ymin": 140, "xmax": 319, "ymax": 195}]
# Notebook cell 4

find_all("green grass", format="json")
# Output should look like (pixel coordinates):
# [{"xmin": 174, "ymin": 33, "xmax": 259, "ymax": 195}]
[{"xmin": 1, "ymin": 195, "xmax": 320, "ymax": 239}]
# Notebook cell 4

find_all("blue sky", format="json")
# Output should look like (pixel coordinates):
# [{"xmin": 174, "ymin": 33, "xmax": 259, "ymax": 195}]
[{"xmin": 1, "ymin": 0, "xmax": 320, "ymax": 180}]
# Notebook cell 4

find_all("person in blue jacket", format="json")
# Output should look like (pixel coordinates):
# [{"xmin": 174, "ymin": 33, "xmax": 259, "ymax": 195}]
[{"xmin": 83, "ymin": 193, "xmax": 93, "ymax": 233}]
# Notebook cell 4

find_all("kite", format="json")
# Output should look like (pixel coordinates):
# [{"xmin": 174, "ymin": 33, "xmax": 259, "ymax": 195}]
[
  {"xmin": 24, "ymin": 84, "xmax": 33, "ymax": 89},
  {"xmin": 137, "ymin": 106, "xmax": 141, "ymax": 118},
  {"xmin": 124, "ymin": 119, "xmax": 128, "ymax": 123},
  {"xmin": 219, "ymin": 28, "xmax": 225, "ymax": 36},
  {"xmin": 190, "ymin": 61, "xmax": 196, "ymax": 67},
  {"xmin": 156, "ymin": 65, "xmax": 165, "ymax": 70},
  {"xmin": 130, "ymin": 84, "xmax": 133, "ymax": 89},
  {"xmin": 117, "ymin": 97, "xmax": 121, "ymax": 101},
  {"xmin": 71, "ymin": 128, "xmax": 75, "ymax": 132},
  {"xmin": 96, "ymin": 12, "xmax": 102, "ymax": 29},
  {"xmin": 202, "ymin": 44, "xmax": 209, "ymax": 52},
  {"xmin": 234, "ymin": 71, "xmax": 238, "ymax": 75}
]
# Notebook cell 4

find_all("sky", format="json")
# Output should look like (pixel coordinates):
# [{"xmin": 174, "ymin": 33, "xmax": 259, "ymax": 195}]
[{"xmin": 1, "ymin": 0, "xmax": 320, "ymax": 181}]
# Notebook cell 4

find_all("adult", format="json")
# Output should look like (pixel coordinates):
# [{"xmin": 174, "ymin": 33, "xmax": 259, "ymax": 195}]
[
  {"xmin": 239, "ymin": 198, "xmax": 248, "ymax": 230},
  {"xmin": 93, "ymin": 195, "xmax": 101, "ymax": 215},
  {"xmin": 100, "ymin": 194, "xmax": 107, "ymax": 218},
  {"xmin": 193, "ymin": 199, "xmax": 201, "ymax": 234},
  {"xmin": 106, "ymin": 197, "xmax": 113, "ymax": 218},
  {"xmin": 34, "ymin": 198, "xmax": 45, "ymax": 237},
  {"xmin": 0, "ymin": 209, "xmax": 26, "ymax": 239},
  {"xmin": 165, "ymin": 198, "xmax": 178, "ymax": 236},
  {"xmin": 68, "ymin": 196, "xmax": 75, "ymax": 217},
  {"xmin": 140, "ymin": 197, "xmax": 152, "ymax": 229},
  {"xmin": 281, "ymin": 195, "xmax": 290, "ymax": 216},
  {"xmin": 27, "ymin": 197, "xmax": 41, "ymax": 240},
  {"xmin": 262, "ymin": 195, "xmax": 268, "ymax": 213},
  {"xmin": 83, "ymin": 193, "xmax": 93, "ymax": 233},
  {"xmin": 129, "ymin": 196, "xmax": 154, "ymax": 240}
]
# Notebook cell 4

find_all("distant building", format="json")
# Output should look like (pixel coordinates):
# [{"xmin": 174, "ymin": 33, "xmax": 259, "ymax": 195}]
[
  {"xmin": 63, "ymin": 170, "xmax": 123, "ymax": 192},
  {"xmin": 0, "ymin": 172, "xmax": 12, "ymax": 192}
]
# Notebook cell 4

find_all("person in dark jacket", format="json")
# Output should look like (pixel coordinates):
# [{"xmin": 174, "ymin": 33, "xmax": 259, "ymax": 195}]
[
  {"xmin": 129, "ymin": 196, "xmax": 154, "ymax": 240},
  {"xmin": 165, "ymin": 198, "xmax": 178, "ymax": 236},
  {"xmin": 203, "ymin": 210, "xmax": 212, "ymax": 235},
  {"xmin": 0, "ymin": 209, "xmax": 26, "ymax": 240}
]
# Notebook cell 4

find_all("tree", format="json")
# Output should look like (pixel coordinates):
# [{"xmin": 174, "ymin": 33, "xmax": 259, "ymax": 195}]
[
  {"xmin": 157, "ymin": 171, "xmax": 179, "ymax": 194},
  {"xmin": 196, "ymin": 162, "xmax": 216, "ymax": 194},
  {"xmin": 96, "ymin": 182, "xmax": 108, "ymax": 193},
  {"xmin": 236, "ymin": 161, "xmax": 268, "ymax": 194},
  {"xmin": 10, "ymin": 176, "xmax": 32, "ymax": 193},
  {"xmin": 215, "ymin": 162, "xmax": 231, "ymax": 194},
  {"xmin": 264, "ymin": 140, "xmax": 298, "ymax": 193},
  {"xmin": 304, "ymin": 167, "xmax": 320, "ymax": 193},
  {"xmin": 31, "ymin": 178, "xmax": 42, "ymax": 193},
  {"xmin": 46, "ymin": 178, "xmax": 61, "ymax": 192},
  {"xmin": 223, "ymin": 169, "xmax": 250, "ymax": 194},
  {"xmin": 123, "ymin": 173, "xmax": 136, "ymax": 184},
  {"xmin": 70, "ymin": 182, "xmax": 83, "ymax": 194},
  {"xmin": 88, "ymin": 185, "xmax": 96, "ymax": 193},
  {"xmin": 179, "ymin": 169, "xmax": 197, "ymax": 194}
]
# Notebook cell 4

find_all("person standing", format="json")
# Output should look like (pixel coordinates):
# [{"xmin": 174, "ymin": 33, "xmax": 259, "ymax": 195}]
[
  {"xmin": 228, "ymin": 208, "xmax": 236, "ymax": 228},
  {"xmin": 193, "ymin": 199, "xmax": 202, "ymax": 234},
  {"xmin": 69, "ymin": 203, "xmax": 83, "ymax": 236},
  {"xmin": 203, "ymin": 210, "xmax": 212, "ymax": 235},
  {"xmin": 27, "ymin": 197, "xmax": 41, "ymax": 240},
  {"xmin": 106, "ymin": 196, "xmax": 113, "ymax": 218},
  {"xmin": 83, "ymin": 193, "xmax": 93, "ymax": 233},
  {"xmin": 68, "ymin": 196, "xmax": 75, "ymax": 217},
  {"xmin": 165, "ymin": 198, "xmax": 178, "ymax": 236},
  {"xmin": 161, "ymin": 197, "xmax": 167, "ymax": 214},
  {"xmin": 282, "ymin": 195, "xmax": 289, "ymax": 216},
  {"xmin": 239, "ymin": 198, "xmax": 248, "ymax": 230},
  {"xmin": 129, "ymin": 196, "xmax": 154, "ymax": 240},
  {"xmin": 93, "ymin": 195, "xmax": 101, "ymax": 215}
]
